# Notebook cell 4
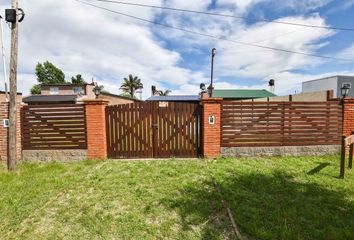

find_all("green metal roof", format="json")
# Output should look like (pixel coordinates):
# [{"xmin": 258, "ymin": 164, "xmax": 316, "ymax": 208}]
[{"xmin": 212, "ymin": 89, "xmax": 276, "ymax": 99}]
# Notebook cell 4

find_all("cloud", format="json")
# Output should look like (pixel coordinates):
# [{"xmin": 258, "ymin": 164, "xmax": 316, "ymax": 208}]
[
  {"xmin": 216, "ymin": 70, "xmax": 354, "ymax": 96},
  {"xmin": 216, "ymin": 0, "xmax": 264, "ymax": 13},
  {"xmin": 166, "ymin": 0, "xmax": 211, "ymax": 10},
  {"xmin": 265, "ymin": 70, "xmax": 354, "ymax": 95},
  {"xmin": 0, "ymin": 0, "xmax": 209, "ymax": 98},
  {"xmin": 152, "ymin": 0, "xmax": 339, "ymax": 97},
  {"xmin": 215, "ymin": 15, "xmax": 334, "ymax": 85},
  {"xmin": 216, "ymin": 0, "xmax": 332, "ymax": 14},
  {"xmin": 327, "ymin": 0, "xmax": 354, "ymax": 14},
  {"xmin": 0, "ymin": 0, "xmax": 347, "ymax": 99},
  {"xmin": 268, "ymin": 0, "xmax": 333, "ymax": 12},
  {"xmin": 214, "ymin": 81, "xmax": 266, "ymax": 90},
  {"xmin": 337, "ymin": 43, "xmax": 354, "ymax": 60}
]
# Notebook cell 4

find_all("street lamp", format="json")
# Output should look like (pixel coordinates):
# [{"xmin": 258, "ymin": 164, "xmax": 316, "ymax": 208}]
[
  {"xmin": 93, "ymin": 85, "xmax": 101, "ymax": 99},
  {"xmin": 340, "ymin": 84, "xmax": 351, "ymax": 178},
  {"xmin": 341, "ymin": 85, "xmax": 350, "ymax": 98},
  {"xmin": 200, "ymin": 83, "xmax": 206, "ymax": 93}
]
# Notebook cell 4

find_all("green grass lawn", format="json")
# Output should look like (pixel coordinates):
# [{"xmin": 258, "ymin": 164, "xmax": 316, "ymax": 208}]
[{"xmin": 0, "ymin": 156, "xmax": 353, "ymax": 240}]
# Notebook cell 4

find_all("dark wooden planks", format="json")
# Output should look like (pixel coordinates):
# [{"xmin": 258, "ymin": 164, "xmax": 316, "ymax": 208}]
[
  {"xmin": 106, "ymin": 102, "xmax": 202, "ymax": 159},
  {"xmin": 22, "ymin": 104, "xmax": 87, "ymax": 150},
  {"xmin": 221, "ymin": 101, "xmax": 342, "ymax": 147},
  {"xmin": 106, "ymin": 102, "xmax": 153, "ymax": 159}
]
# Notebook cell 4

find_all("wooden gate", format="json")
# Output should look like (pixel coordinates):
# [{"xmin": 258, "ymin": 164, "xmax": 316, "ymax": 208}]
[{"xmin": 106, "ymin": 102, "xmax": 202, "ymax": 159}]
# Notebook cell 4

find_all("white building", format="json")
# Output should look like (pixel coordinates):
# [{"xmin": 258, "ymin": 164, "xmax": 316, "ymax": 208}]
[{"xmin": 302, "ymin": 75, "xmax": 354, "ymax": 98}]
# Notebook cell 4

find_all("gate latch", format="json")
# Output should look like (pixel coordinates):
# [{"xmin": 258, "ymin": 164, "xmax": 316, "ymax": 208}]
[{"xmin": 152, "ymin": 123, "xmax": 158, "ymax": 128}]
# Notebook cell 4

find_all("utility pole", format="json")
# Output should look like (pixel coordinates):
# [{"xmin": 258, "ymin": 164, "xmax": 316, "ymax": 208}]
[
  {"xmin": 0, "ymin": 16, "xmax": 9, "ymax": 101},
  {"xmin": 8, "ymin": 0, "xmax": 19, "ymax": 171},
  {"xmin": 210, "ymin": 48, "xmax": 216, "ymax": 97}
]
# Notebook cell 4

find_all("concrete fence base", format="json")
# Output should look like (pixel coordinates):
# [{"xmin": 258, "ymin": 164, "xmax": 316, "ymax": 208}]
[
  {"xmin": 22, "ymin": 150, "xmax": 88, "ymax": 162},
  {"xmin": 221, "ymin": 145, "xmax": 341, "ymax": 157}
]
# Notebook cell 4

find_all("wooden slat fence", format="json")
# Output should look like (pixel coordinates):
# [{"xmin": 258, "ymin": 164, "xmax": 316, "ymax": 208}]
[
  {"xmin": 106, "ymin": 102, "xmax": 202, "ymax": 158},
  {"xmin": 221, "ymin": 101, "xmax": 342, "ymax": 147},
  {"xmin": 22, "ymin": 104, "xmax": 87, "ymax": 150}
]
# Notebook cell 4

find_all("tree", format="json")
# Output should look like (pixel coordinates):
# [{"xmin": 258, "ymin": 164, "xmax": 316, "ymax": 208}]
[
  {"xmin": 71, "ymin": 74, "xmax": 86, "ymax": 84},
  {"xmin": 119, "ymin": 93, "xmax": 134, "ymax": 99},
  {"xmin": 30, "ymin": 61, "xmax": 66, "ymax": 94},
  {"xmin": 35, "ymin": 61, "xmax": 65, "ymax": 84},
  {"xmin": 120, "ymin": 74, "xmax": 143, "ymax": 98},
  {"xmin": 158, "ymin": 90, "xmax": 171, "ymax": 96},
  {"xmin": 30, "ymin": 84, "xmax": 41, "ymax": 95}
]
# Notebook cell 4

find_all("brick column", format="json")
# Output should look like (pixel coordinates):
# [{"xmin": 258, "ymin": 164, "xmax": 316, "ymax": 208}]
[
  {"xmin": 0, "ymin": 101, "xmax": 22, "ymax": 162},
  {"xmin": 84, "ymin": 100, "xmax": 109, "ymax": 160},
  {"xmin": 343, "ymin": 98, "xmax": 354, "ymax": 137},
  {"xmin": 201, "ymin": 98, "xmax": 222, "ymax": 158}
]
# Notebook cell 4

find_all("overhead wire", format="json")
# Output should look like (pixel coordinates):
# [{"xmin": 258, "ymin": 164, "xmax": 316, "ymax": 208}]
[
  {"xmin": 221, "ymin": 26, "xmax": 309, "ymax": 52},
  {"xmin": 75, "ymin": 0, "xmax": 351, "ymax": 62},
  {"xmin": 90, "ymin": 0, "xmax": 354, "ymax": 32}
]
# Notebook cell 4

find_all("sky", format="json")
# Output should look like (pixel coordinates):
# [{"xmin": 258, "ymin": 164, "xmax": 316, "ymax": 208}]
[{"xmin": 0, "ymin": 0, "xmax": 354, "ymax": 99}]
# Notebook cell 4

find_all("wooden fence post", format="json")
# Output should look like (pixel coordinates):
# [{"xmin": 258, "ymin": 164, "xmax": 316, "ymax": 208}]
[
  {"xmin": 281, "ymin": 102, "xmax": 285, "ymax": 146},
  {"xmin": 349, "ymin": 131, "xmax": 354, "ymax": 169},
  {"xmin": 348, "ymin": 143, "xmax": 353, "ymax": 169},
  {"xmin": 340, "ymin": 135, "xmax": 346, "ymax": 178}
]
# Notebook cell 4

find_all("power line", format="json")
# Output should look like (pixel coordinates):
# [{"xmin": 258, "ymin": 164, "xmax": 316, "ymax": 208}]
[
  {"xmin": 90, "ymin": 0, "xmax": 354, "ymax": 32},
  {"xmin": 222, "ymin": 27, "xmax": 308, "ymax": 52},
  {"xmin": 75, "ymin": 0, "xmax": 351, "ymax": 62}
]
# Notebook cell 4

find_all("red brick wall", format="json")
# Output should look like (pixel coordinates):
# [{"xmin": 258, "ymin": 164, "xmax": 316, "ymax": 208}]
[
  {"xmin": 343, "ymin": 98, "xmax": 354, "ymax": 137},
  {"xmin": 202, "ymin": 98, "xmax": 222, "ymax": 158},
  {"xmin": 0, "ymin": 101, "xmax": 22, "ymax": 161},
  {"xmin": 84, "ymin": 100, "xmax": 108, "ymax": 159}
]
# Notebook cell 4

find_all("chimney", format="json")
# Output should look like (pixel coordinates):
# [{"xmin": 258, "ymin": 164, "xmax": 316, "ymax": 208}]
[
  {"xmin": 269, "ymin": 79, "xmax": 275, "ymax": 93},
  {"xmin": 151, "ymin": 85, "xmax": 157, "ymax": 96}
]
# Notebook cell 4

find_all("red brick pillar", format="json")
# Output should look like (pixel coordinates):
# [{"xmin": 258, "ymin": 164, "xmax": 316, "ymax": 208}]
[
  {"xmin": 0, "ymin": 101, "xmax": 22, "ymax": 162},
  {"xmin": 343, "ymin": 98, "xmax": 354, "ymax": 136},
  {"xmin": 201, "ymin": 98, "xmax": 222, "ymax": 158},
  {"xmin": 84, "ymin": 100, "xmax": 109, "ymax": 160}
]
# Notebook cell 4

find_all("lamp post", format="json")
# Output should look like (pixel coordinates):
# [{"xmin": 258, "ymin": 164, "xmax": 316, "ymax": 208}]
[
  {"xmin": 341, "ymin": 85, "xmax": 350, "ymax": 98},
  {"xmin": 340, "ymin": 85, "xmax": 350, "ymax": 178},
  {"xmin": 93, "ymin": 84, "xmax": 101, "ymax": 99}
]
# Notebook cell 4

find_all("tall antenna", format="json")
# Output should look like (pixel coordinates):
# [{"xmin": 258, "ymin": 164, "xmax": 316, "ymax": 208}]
[
  {"xmin": 0, "ymin": 16, "xmax": 8, "ymax": 101},
  {"xmin": 210, "ymin": 48, "xmax": 216, "ymax": 97}
]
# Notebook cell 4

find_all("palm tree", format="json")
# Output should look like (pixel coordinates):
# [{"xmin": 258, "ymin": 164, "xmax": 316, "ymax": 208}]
[
  {"xmin": 120, "ymin": 74, "xmax": 143, "ymax": 98},
  {"xmin": 158, "ymin": 90, "xmax": 171, "ymax": 96}
]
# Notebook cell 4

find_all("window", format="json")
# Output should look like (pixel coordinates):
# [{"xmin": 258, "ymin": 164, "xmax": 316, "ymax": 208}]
[
  {"xmin": 49, "ymin": 87, "xmax": 59, "ymax": 95},
  {"xmin": 342, "ymin": 83, "xmax": 351, "ymax": 89},
  {"xmin": 73, "ymin": 87, "xmax": 84, "ymax": 94}
]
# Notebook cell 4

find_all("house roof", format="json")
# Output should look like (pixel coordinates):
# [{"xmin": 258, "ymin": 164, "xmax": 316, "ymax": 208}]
[
  {"xmin": 23, "ymin": 95, "xmax": 77, "ymax": 103},
  {"xmin": 212, "ymin": 89, "xmax": 276, "ymax": 99},
  {"xmin": 41, "ymin": 83, "xmax": 94, "ymax": 86},
  {"xmin": 100, "ymin": 91, "xmax": 142, "ymax": 102},
  {"xmin": 146, "ymin": 95, "xmax": 200, "ymax": 102}
]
